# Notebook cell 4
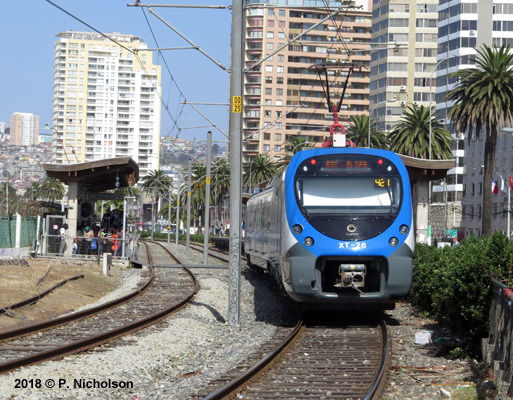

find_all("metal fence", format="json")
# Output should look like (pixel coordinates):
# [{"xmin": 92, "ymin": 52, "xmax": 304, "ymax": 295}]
[
  {"xmin": 483, "ymin": 280, "xmax": 513, "ymax": 398},
  {"xmin": 43, "ymin": 233, "xmax": 133, "ymax": 261},
  {"xmin": 0, "ymin": 216, "xmax": 39, "ymax": 249}
]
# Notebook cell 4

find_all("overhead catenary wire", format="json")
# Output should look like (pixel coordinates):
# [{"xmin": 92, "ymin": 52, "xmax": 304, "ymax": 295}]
[{"xmin": 44, "ymin": 0, "xmax": 186, "ymax": 141}]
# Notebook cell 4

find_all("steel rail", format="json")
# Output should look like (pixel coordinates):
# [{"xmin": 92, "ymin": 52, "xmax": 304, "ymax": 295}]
[
  {"xmin": 364, "ymin": 319, "xmax": 390, "ymax": 399},
  {"xmin": 202, "ymin": 317, "xmax": 304, "ymax": 400},
  {"xmin": 0, "ymin": 263, "xmax": 154, "ymax": 342},
  {"xmin": 0, "ymin": 241, "xmax": 198, "ymax": 374},
  {"xmin": 0, "ymin": 274, "xmax": 84, "ymax": 315}
]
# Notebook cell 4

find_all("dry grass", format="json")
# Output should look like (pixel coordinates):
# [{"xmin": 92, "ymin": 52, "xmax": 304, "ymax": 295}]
[{"xmin": 0, "ymin": 258, "xmax": 125, "ymax": 330}]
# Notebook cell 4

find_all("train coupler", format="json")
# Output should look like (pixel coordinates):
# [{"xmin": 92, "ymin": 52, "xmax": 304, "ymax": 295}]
[{"xmin": 336, "ymin": 264, "xmax": 366, "ymax": 291}]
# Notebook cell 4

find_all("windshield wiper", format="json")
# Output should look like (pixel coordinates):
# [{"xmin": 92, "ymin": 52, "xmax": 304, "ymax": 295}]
[
  {"xmin": 301, "ymin": 207, "xmax": 311, "ymax": 220},
  {"xmin": 384, "ymin": 179, "xmax": 394, "ymax": 218}
]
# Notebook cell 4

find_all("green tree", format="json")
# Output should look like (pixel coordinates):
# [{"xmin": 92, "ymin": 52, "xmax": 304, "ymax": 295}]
[
  {"xmin": 388, "ymin": 105, "xmax": 454, "ymax": 159},
  {"xmin": 447, "ymin": 45, "xmax": 513, "ymax": 237},
  {"xmin": 346, "ymin": 114, "xmax": 388, "ymax": 149},
  {"xmin": 277, "ymin": 135, "xmax": 314, "ymax": 172},
  {"xmin": 0, "ymin": 181, "xmax": 17, "ymax": 215},
  {"xmin": 141, "ymin": 170, "xmax": 172, "ymax": 202},
  {"xmin": 40, "ymin": 177, "xmax": 65, "ymax": 202},
  {"xmin": 24, "ymin": 181, "xmax": 42, "ymax": 201},
  {"xmin": 211, "ymin": 158, "xmax": 230, "ymax": 226},
  {"xmin": 243, "ymin": 154, "xmax": 277, "ymax": 192}
]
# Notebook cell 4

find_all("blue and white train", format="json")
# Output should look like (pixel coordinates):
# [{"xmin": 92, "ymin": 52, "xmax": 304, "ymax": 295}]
[{"xmin": 245, "ymin": 147, "xmax": 414, "ymax": 310}]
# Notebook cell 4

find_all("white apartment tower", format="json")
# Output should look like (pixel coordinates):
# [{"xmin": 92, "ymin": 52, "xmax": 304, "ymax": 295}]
[
  {"xmin": 52, "ymin": 31, "xmax": 162, "ymax": 179},
  {"xmin": 370, "ymin": 0, "xmax": 439, "ymax": 131},
  {"xmin": 10, "ymin": 112, "xmax": 39, "ymax": 146},
  {"xmin": 435, "ymin": 0, "xmax": 513, "ymax": 239}
]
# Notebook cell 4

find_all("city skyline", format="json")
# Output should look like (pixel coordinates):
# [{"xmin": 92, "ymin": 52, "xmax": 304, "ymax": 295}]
[{"xmin": 0, "ymin": 0, "xmax": 232, "ymax": 144}]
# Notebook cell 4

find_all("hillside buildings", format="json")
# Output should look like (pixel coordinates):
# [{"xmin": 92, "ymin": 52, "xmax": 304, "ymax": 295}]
[
  {"xmin": 10, "ymin": 112, "xmax": 39, "ymax": 146},
  {"xmin": 242, "ymin": 0, "xmax": 372, "ymax": 163},
  {"xmin": 51, "ymin": 30, "xmax": 162, "ymax": 179}
]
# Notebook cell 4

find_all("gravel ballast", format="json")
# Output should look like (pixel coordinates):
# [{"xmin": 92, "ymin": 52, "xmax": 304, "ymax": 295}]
[
  {"xmin": 0, "ymin": 242, "xmax": 479, "ymax": 400},
  {"xmin": 0, "ymin": 244, "xmax": 283, "ymax": 400}
]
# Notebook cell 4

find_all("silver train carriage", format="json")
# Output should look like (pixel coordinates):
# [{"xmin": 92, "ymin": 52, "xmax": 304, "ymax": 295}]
[{"xmin": 244, "ymin": 148, "xmax": 414, "ymax": 310}]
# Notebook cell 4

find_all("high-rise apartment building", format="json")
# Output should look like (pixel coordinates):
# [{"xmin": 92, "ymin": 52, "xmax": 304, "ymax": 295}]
[
  {"xmin": 435, "ymin": 0, "xmax": 513, "ymax": 239},
  {"xmin": 10, "ymin": 112, "xmax": 39, "ymax": 146},
  {"xmin": 52, "ymin": 31, "xmax": 161, "ymax": 179},
  {"xmin": 370, "ymin": 0, "xmax": 438, "ymax": 131},
  {"xmin": 242, "ymin": 0, "xmax": 372, "ymax": 163}
]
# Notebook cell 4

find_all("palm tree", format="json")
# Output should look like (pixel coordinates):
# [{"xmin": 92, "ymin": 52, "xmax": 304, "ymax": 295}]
[
  {"xmin": 276, "ymin": 135, "xmax": 314, "ymax": 172},
  {"xmin": 243, "ymin": 154, "xmax": 277, "ymax": 192},
  {"xmin": 388, "ymin": 105, "xmax": 454, "ymax": 160},
  {"xmin": 40, "ymin": 177, "xmax": 65, "ymax": 202},
  {"xmin": 284, "ymin": 135, "xmax": 312, "ymax": 154},
  {"xmin": 24, "ymin": 181, "xmax": 42, "ymax": 201},
  {"xmin": 346, "ymin": 114, "xmax": 388, "ymax": 149},
  {"xmin": 211, "ymin": 158, "xmax": 230, "ymax": 226},
  {"xmin": 141, "ymin": 170, "xmax": 173, "ymax": 205},
  {"xmin": 447, "ymin": 44, "xmax": 513, "ymax": 237},
  {"xmin": 0, "ymin": 181, "xmax": 17, "ymax": 215}
]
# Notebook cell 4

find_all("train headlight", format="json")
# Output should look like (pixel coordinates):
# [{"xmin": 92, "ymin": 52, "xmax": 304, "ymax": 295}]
[
  {"xmin": 292, "ymin": 224, "xmax": 303, "ymax": 235},
  {"xmin": 389, "ymin": 237, "xmax": 399, "ymax": 247},
  {"xmin": 399, "ymin": 225, "xmax": 409, "ymax": 235},
  {"xmin": 304, "ymin": 237, "xmax": 314, "ymax": 247}
]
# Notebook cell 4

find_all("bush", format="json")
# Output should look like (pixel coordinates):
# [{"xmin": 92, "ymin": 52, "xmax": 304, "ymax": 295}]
[
  {"xmin": 410, "ymin": 232, "xmax": 513, "ymax": 353},
  {"xmin": 138, "ymin": 231, "xmax": 205, "ymax": 243}
]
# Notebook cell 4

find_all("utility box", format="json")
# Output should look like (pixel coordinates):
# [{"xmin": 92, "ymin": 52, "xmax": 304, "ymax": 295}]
[
  {"xmin": 103, "ymin": 253, "xmax": 113, "ymax": 276},
  {"xmin": 332, "ymin": 134, "xmax": 347, "ymax": 147}
]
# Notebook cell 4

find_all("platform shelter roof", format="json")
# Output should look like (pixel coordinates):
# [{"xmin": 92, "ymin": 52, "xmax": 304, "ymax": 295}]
[
  {"xmin": 398, "ymin": 154, "xmax": 455, "ymax": 183},
  {"xmin": 42, "ymin": 157, "xmax": 139, "ymax": 192}
]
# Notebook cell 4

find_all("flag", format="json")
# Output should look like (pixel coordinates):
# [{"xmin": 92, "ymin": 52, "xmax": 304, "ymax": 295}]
[
  {"xmin": 492, "ymin": 179, "xmax": 499, "ymax": 194},
  {"xmin": 510, "ymin": 175, "xmax": 513, "ymax": 191},
  {"xmin": 502, "ymin": 179, "xmax": 508, "ymax": 194}
]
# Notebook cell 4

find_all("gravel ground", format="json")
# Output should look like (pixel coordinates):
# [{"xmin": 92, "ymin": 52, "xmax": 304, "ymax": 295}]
[
  {"xmin": 0, "ymin": 243, "xmax": 486, "ymax": 400},
  {"xmin": 0, "ymin": 244, "xmax": 285, "ymax": 400}
]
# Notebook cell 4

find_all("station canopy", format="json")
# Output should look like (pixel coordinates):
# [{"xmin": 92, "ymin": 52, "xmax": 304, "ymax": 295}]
[{"xmin": 42, "ymin": 157, "xmax": 139, "ymax": 192}]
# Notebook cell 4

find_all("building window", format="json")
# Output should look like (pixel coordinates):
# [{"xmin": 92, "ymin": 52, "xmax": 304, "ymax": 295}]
[
  {"xmin": 265, "ymin": 88, "xmax": 272, "ymax": 95},
  {"xmin": 266, "ymin": 77, "xmax": 273, "ymax": 84},
  {"xmin": 267, "ymin": 43, "xmax": 274, "ymax": 50},
  {"xmin": 275, "ymin": 133, "xmax": 282, "ymax": 140},
  {"xmin": 277, "ymin": 66, "xmax": 284, "ymax": 73},
  {"xmin": 266, "ymin": 65, "xmax": 273, "ymax": 72},
  {"xmin": 277, "ymin": 88, "xmax": 283, "ymax": 96},
  {"xmin": 263, "ymin": 144, "xmax": 270, "ymax": 151},
  {"xmin": 268, "ymin": 20, "xmax": 274, "ymax": 27},
  {"xmin": 264, "ymin": 110, "xmax": 271, "ymax": 117},
  {"xmin": 267, "ymin": 31, "xmax": 274, "ymax": 38}
]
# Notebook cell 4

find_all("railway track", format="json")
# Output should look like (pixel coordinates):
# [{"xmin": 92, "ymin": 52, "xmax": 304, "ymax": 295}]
[
  {"xmin": 193, "ymin": 313, "xmax": 389, "ymax": 400},
  {"xmin": 0, "ymin": 241, "xmax": 198, "ymax": 374}
]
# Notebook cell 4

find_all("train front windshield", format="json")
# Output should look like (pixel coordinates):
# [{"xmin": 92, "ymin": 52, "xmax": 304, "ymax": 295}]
[{"xmin": 295, "ymin": 176, "xmax": 402, "ymax": 217}]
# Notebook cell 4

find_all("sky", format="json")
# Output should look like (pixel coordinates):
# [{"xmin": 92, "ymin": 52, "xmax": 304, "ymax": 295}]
[{"xmin": 0, "ymin": 0, "xmax": 233, "ymax": 143}]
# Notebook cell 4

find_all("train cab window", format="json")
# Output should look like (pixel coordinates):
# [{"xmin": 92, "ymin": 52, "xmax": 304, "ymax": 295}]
[{"xmin": 295, "ymin": 176, "xmax": 402, "ymax": 217}]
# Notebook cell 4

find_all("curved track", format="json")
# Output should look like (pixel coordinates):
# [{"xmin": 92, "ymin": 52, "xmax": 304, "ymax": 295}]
[
  {"xmin": 0, "ymin": 241, "xmax": 198, "ymax": 374},
  {"xmin": 194, "ymin": 315, "xmax": 390, "ymax": 400}
]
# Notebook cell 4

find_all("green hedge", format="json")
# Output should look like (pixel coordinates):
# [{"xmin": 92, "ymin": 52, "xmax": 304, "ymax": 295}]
[
  {"xmin": 138, "ymin": 231, "xmax": 205, "ymax": 243},
  {"xmin": 410, "ymin": 232, "xmax": 512, "ymax": 353}
]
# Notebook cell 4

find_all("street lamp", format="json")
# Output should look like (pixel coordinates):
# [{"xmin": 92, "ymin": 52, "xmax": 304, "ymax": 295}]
[
  {"xmin": 429, "ymin": 56, "xmax": 459, "ymax": 160},
  {"xmin": 368, "ymin": 99, "xmax": 397, "ymax": 148},
  {"xmin": 45, "ymin": 123, "xmax": 70, "ymax": 164}
]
